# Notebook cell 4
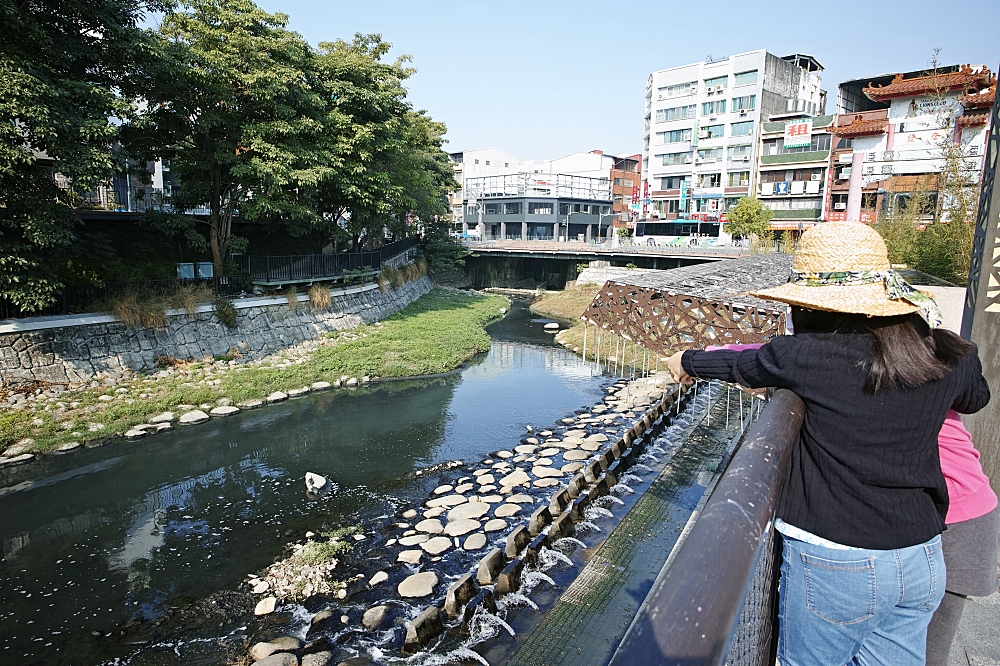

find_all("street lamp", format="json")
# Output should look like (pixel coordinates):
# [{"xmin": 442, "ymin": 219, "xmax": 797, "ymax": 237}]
[
  {"xmin": 563, "ymin": 210, "xmax": 578, "ymax": 242},
  {"xmin": 596, "ymin": 211, "xmax": 615, "ymax": 244}
]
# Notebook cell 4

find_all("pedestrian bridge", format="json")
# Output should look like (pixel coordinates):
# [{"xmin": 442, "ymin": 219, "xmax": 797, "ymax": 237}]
[{"xmin": 463, "ymin": 239, "xmax": 751, "ymax": 268}]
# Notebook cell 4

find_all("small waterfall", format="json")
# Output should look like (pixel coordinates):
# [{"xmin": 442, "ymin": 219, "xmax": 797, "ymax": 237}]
[
  {"xmin": 465, "ymin": 605, "xmax": 515, "ymax": 644},
  {"xmin": 584, "ymin": 506, "xmax": 614, "ymax": 521},
  {"xmin": 647, "ymin": 444, "xmax": 666, "ymax": 455},
  {"xmin": 638, "ymin": 453, "xmax": 659, "ymax": 465},
  {"xmin": 632, "ymin": 463, "xmax": 653, "ymax": 473},
  {"xmin": 522, "ymin": 570, "xmax": 556, "ymax": 589},
  {"xmin": 498, "ymin": 592, "xmax": 539, "ymax": 611},
  {"xmin": 575, "ymin": 521, "xmax": 602, "ymax": 533},
  {"xmin": 611, "ymin": 483, "xmax": 635, "ymax": 496},
  {"xmin": 538, "ymin": 547, "xmax": 574, "ymax": 570},
  {"xmin": 621, "ymin": 473, "xmax": 643, "ymax": 485},
  {"xmin": 552, "ymin": 536, "xmax": 587, "ymax": 552}
]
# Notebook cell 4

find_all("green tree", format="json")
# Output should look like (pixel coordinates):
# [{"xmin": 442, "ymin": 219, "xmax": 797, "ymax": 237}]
[
  {"xmin": 0, "ymin": 0, "xmax": 160, "ymax": 309},
  {"xmin": 724, "ymin": 196, "xmax": 773, "ymax": 239}
]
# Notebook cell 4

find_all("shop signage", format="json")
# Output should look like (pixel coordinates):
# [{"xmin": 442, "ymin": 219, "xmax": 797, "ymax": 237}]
[{"xmin": 784, "ymin": 119, "xmax": 812, "ymax": 148}]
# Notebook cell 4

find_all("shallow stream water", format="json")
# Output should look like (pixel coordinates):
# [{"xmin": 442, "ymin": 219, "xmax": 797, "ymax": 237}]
[{"xmin": 0, "ymin": 299, "xmax": 609, "ymax": 665}]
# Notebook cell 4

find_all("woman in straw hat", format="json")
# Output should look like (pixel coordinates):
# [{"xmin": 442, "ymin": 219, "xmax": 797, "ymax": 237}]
[{"xmin": 667, "ymin": 222, "xmax": 990, "ymax": 666}]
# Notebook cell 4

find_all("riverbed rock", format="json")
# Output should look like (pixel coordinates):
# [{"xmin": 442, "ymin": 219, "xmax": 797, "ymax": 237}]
[
  {"xmin": 561, "ymin": 462, "xmax": 584, "ymax": 474},
  {"xmin": 254, "ymin": 596, "xmax": 277, "ymax": 615},
  {"xmin": 398, "ymin": 571, "xmax": 438, "ymax": 598},
  {"xmin": 252, "ymin": 580, "xmax": 270, "ymax": 594},
  {"xmin": 305, "ymin": 472, "xmax": 332, "ymax": 495},
  {"xmin": 513, "ymin": 444, "xmax": 537, "ymax": 454},
  {"xmin": 266, "ymin": 391, "xmax": 288, "ymax": 403},
  {"xmin": 480, "ymin": 494, "xmax": 503, "ymax": 503},
  {"xmin": 494, "ymin": 504, "xmax": 521, "ymax": 518},
  {"xmin": 463, "ymin": 533, "xmax": 488, "ymax": 551},
  {"xmin": 369, "ymin": 570, "xmax": 389, "ymax": 587},
  {"xmin": 532, "ymin": 466, "xmax": 564, "ymax": 478},
  {"xmin": 398, "ymin": 534, "xmax": 429, "ymax": 547},
  {"xmin": 415, "ymin": 519, "xmax": 444, "ymax": 535},
  {"xmin": 250, "ymin": 637, "xmax": 303, "ymax": 661},
  {"xmin": 539, "ymin": 447, "xmax": 561, "ymax": 457},
  {"xmin": 454, "ymin": 483, "xmax": 474, "ymax": 494},
  {"xmin": 362, "ymin": 605, "xmax": 390, "ymax": 630},
  {"xmin": 432, "ymin": 484, "xmax": 453, "ymax": 495},
  {"xmin": 397, "ymin": 550, "xmax": 423, "ymax": 564},
  {"xmin": 499, "ymin": 469, "xmax": 531, "ymax": 488},
  {"xmin": 311, "ymin": 381, "xmax": 332, "ymax": 391},
  {"xmin": 564, "ymin": 450, "xmax": 591, "ymax": 461},
  {"xmin": 564, "ymin": 429, "xmax": 587, "ymax": 438},
  {"xmin": 534, "ymin": 458, "xmax": 553, "ymax": 466},
  {"xmin": 507, "ymin": 494, "xmax": 534, "ymax": 504},
  {"xmin": 210, "ymin": 405, "xmax": 240, "ymax": 417},
  {"xmin": 345, "ymin": 378, "xmax": 358, "ymax": 387},
  {"xmin": 0, "ymin": 453, "xmax": 34, "ymax": 468},
  {"xmin": 534, "ymin": 478, "xmax": 560, "ymax": 488},
  {"xmin": 124, "ymin": 429, "xmax": 148, "ymax": 440},
  {"xmin": 443, "ymin": 519, "xmax": 481, "ymax": 537},
  {"xmin": 495, "ymin": 450, "xmax": 514, "ymax": 459},
  {"xmin": 178, "ymin": 410, "xmax": 209, "ymax": 425},
  {"xmin": 426, "ymin": 494, "xmax": 467, "ymax": 508},
  {"xmin": 309, "ymin": 610, "xmax": 336, "ymax": 634},
  {"xmin": 586, "ymin": 433, "xmax": 609, "ymax": 443},
  {"xmin": 422, "ymin": 507, "xmax": 445, "ymax": 518},
  {"xmin": 238, "ymin": 399, "xmax": 264, "ymax": 409},
  {"xmin": 581, "ymin": 440, "xmax": 603, "ymax": 451},
  {"xmin": 252, "ymin": 654, "xmax": 297, "ymax": 666},
  {"xmin": 402, "ymin": 509, "xmax": 418, "ymax": 519},
  {"xmin": 483, "ymin": 518, "xmax": 508, "ymax": 533},
  {"xmin": 477, "ymin": 484, "xmax": 498, "ymax": 494},
  {"xmin": 302, "ymin": 652, "xmax": 333, "ymax": 666},
  {"xmin": 420, "ymin": 536, "xmax": 452, "ymax": 555},
  {"xmin": 149, "ymin": 412, "xmax": 175, "ymax": 424},
  {"xmin": 447, "ymin": 503, "xmax": 490, "ymax": 521},
  {"xmin": 475, "ymin": 474, "xmax": 495, "ymax": 486}
]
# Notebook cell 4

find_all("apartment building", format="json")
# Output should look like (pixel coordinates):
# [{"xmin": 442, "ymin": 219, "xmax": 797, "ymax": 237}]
[
  {"xmin": 827, "ymin": 65, "xmax": 993, "ymax": 224},
  {"xmin": 642, "ymin": 51, "xmax": 825, "ymax": 225},
  {"xmin": 448, "ymin": 148, "xmax": 521, "ymax": 231},
  {"xmin": 610, "ymin": 154, "xmax": 641, "ymax": 226}
]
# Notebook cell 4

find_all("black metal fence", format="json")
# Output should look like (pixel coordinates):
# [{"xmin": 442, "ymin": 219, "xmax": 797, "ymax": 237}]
[
  {"xmin": 609, "ymin": 389, "xmax": 805, "ymax": 666},
  {"xmin": 231, "ymin": 237, "xmax": 418, "ymax": 285}
]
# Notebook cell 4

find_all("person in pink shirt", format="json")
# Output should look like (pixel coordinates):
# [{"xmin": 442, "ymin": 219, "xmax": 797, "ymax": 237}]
[{"xmin": 706, "ymin": 342, "xmax": 999, "ymax": 665}]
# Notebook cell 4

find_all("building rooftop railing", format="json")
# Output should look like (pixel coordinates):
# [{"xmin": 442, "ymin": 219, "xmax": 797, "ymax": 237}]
[
  {"xmin": 464, "ymin": 173, "xmax": 611, "ymax": 201},
  {"xmin": 609, "ymin": 389, "xmax": 805, "ymax": 666}
]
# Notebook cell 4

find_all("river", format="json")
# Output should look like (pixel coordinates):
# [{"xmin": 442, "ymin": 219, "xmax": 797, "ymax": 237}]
[{"xmin": 0, "ymin": 298, "xmax": 609, "ymax": 665}]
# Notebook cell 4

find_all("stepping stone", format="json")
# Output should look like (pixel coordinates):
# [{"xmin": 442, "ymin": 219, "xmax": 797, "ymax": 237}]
[
  {"xmin": 564, "ymin": 450, "xmax": 591, "ymax": 461},
  {"xmin": 586, "ymin": 433, "xmax": 609, "ymax": 442},
  {"xmin": 534, "ymin": 478, "xmax": 560, "ymax": 488},
  {"xmin": 421, "ymin": 536, "xmax": 452, "ymax": 555},
  {"xmin": 478, "ymin": 485, "xmax": 498, "ymax": 494},
  {"xmin": 513, "ymin": 455, "xmax": 529, "ymax": 462},
  {"xmin": 484, "ymin": 519, "xmax": 508, "ymax": 533},
  {"xmin": 415, "ymin": 519, "xmax": 444, "ymax": 535},
  {"xmin": 448, "ymin": 503, "xmax": 491, "ymax": 521},
  {"xmin": 578, "ymin": 413, "xmax": 592, "ymax": 419},
  {"xmin": 463, "ymin": 533, "xmax": 488, "ymax": 551},
  {"xmin": 237, "ymin": 399, "xmax": 264, "ymax": 409},
  {"xmin": 532, "ymin": 466, "xmax": 565, "ymax": 478},
  {"xmin": 455, "ymin": 483, "xmax": 474, "ymax": 494},
  {"xmin": 287, "ymin": 387, "xmax": 310, "ymax": 397},
  {"xmin": 124, "ymin": 429, "xmax": 148, "ymax": 439},
  {"xmin": 149, "ymin": 412, "xmax": 175, "ymax": 423},
  {"xmin": 178, "ymin": 410, "xmax": 209, "ymax": 425},
  {"xmin": 495, "ymin": 450, "xmax": 514, "ymax": 459},
  {"xmin": 540, "ymin": 430, "xmax": 553, "ymax": 437},
  {"xmin": 480, "ymin": 495, "xmax": 503, "ymax": 503},
  {"xmin": 399, "ymin": 534, "xmax": 429, "ymax": 546},
  {"xmin": 581, "ymin": 441, "xmax": 603, "ymax": 452},
  {"xmin": 403, "ymin": 509, "xmax": 418, "ymax": 519},
  {"xmin": 444, "ymin": 519, "xmax": 482, "ymax": 537},
  {"xmin": 476, "ymin": 474, "xmax": 496, "ymax": 485},
  {"xmin": 525, "ymin": 437, "xmax": 540, "ymax": 445},
  {"xmin": 514, "ymin": 444, "xmax": 537, "ymax": 454},
  {"xmin": 561, "ymin": 417, "xmax": 577, "ymax": 424},
  {"xmin": 534, "ymin": 458, "xmax": 553, "ymax": 466},
  {"xmin": 397, "ymin": 550, "xmax": 423, "ymax": 564},
  {"xmin": 507, "ymin": 494, "xmax": 534, "ymax": 504},
  {"xmin": 473, "ymin": 469, "xmax": 491, "ymax": 476},
  {"xmin": 423, "ymin": 507, "xmax": 445, "ymax": 518},
  {"xmin": 561, "ymin": 462, "xmax": 584, "ymax": 474},
  {"xmin": 266, "ymin": 391, "xmax": 287, "ymax": 403},
  {"xmin": 564, "ymin": 430, "xmax": 587, "ymax": 438},
  {"xmin": 369, "ymin": 571, "xmax": 389, "ymax": 587},
  {"xmin": 433, "ymin": 484, "xmax": 454, "ymax": 495},
  {"xmin": 311, "ymin": 381, "xmax": 332, "ymax": 390},
  {"xmin": 495, "ymin": 504, "xmax": 521, "ymax": 518},
  {"xmin": 363, "ymin": 605, "xmax": 389, "ymax": 630},
  {"xmin": 558, "ymin": 438, "xmax": 583, "ymax": 449},
  {"xmin": 210, "ymin": 405, "xmax": 240, "ymax": 417},
  {"xmin": 539, "ymin": 447, "xmax": 560, "ymax": 456},
  {"xmin": 499, "ymin": 469, "xmax": 531, "ymax": 488},
  {"xmin": 398, "ymin": 571, "xmax": 437, "ymax": 598},
  {"xmin": 426, "ymin": 494, "xmax": 467, "ymax": 508},
  {"xmin": 255, "ymin": 597, "xmax": 277, "ymax": 616}
]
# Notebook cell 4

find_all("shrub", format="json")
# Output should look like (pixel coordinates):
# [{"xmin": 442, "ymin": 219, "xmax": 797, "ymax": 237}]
[
  {"xmin": 108, "ymin": 292, "xmax": 168, "ymax": 329},
  {"xmin": 170, "ymin": 284, "xmax": 214, "ymax": 317},
  {"xmin": 213, "ymin": 296, "xmax": 238, "ymax": 329},
  {"xmin": 381, "ymin": 266, "xmax": 402, "ymax": 289},
  {"xmin": 309, "ymin": 283, "xmax": 331, "ymax": 309},
  {"xmin": 284, "ymin": 284, "xmax": 298, "ymax": 312}
]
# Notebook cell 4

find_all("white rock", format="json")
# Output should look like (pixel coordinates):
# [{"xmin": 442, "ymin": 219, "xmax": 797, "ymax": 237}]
[
  {"xmin": 345, "ymin": 378, "xmax": 359, "ymax": 387},
  {"xmin": 478, "ymin": 484, "xmax": 498, "ymax": 494},
  {"xmin": 544, "ymin": 322, "xmax": 560, "ymax": 330},
  {"xmin": 585, "ymin": 433, "xmax": 609, "ymax": 442},
  {"xmin": 432, "ymin": 484, "xmax": 454, "ymax": 495},
  {"xmin": 210, "ymin": 405, "xmax": 240, "ymax": 417},
  {"xmin": 254, "ymin": 597, "xmax": 277, "ymax": 615},
  {"xmin": 480, "ymin": 495, "xmax": 503, "ymax": 503},
  {"xmin": 423, "ymin": 507, "xmax": 446, "ymax": 518},
  {"xmin": 499, "ymin": 469, "xmax": 531, "ymax": 488},
  {"xmin": 396, "ymin": 550, "xmax": 423, "ymax": 564},
  {"xmin": 426, "ymin": 494, "xmax": 467, "ymax": 508},
  {"xmin": 402, "ymin": 509, "xmax": 418, "ymax": 519},
  {"xmin": 454, "ymin": 483, "xmax": 474, "ymax": 494},
  {"xmin": 443, "ymin": 519, "xmax": 481, "ymax": 537},
  {"xmin": 415, "ymin": 519, "xmax": 444, "ymax": 535},
  {"xmin": 178, "ymin": 410, "xmax": 209, "ymax": 425},
  {"xmin": 311, "ymin": 381, "xmax": 332, "ymax": 390},
  {"xmin": 514, "ymin": 444, "xmax": 537, "ymax": 454},
  {"xmin": 475, "ymin": 474, "xmax": 495, "ymax": 486},
  {"xmin": 420, "ymin": 536, "xmax": 452, "ymax": 555},
  {"xmin": 495, "ymin": 450, "xmax": 514, "ymax": 459},
  {"xmin": 399, "ymin": 534, "xmax": 429, "ymax": 546},
  {"xmin": 305, "ymin": 472, "xmax": 332, "ymax": 495},
  {"xmin": 507, "ymin": 494, "xmax": 534, "ymax": 504},
  {"xmin": 447, "ymin": 503, "xmax": 491, "ymax": 521},
  {"xmin": 539, "ymin": 447, "xmax": 560, "ymax": 456},
  {"xmin": 398, "ymin": 571, "xmax": 437, "ymax": 598},
  {"xmin": 149, "ymin": 412, "xmax": 175, "ymax": 424},
  {"xmin": 484, "ymin": 519, "xmax": 508, "ymax": 532},
  {"xmin": 494, "ymin": 504, "xmax": 521, "ymax": 518},
  {"xmin": 564, "ymin": 450, "xmax": 591, "ymax": 461},
  {"xmin": 534, "ymin": 478, "xmax": 560, "ymax": 488},
  {"xmin": 533, "ymin": 466, "xmax": 565, "ymax": 478},
  {"xmin": 534, "ymin": 458, "xmax": 553, "ymax": 466},
  {"xmin": 369, "ymin": 571, "xmax": 389, "ymax": 587},
  {"xmin": 463, "ymin": 533, "xmax": 488, "ymax": 551},
  {"xmin": 266, "ymin": 391, "xmax": 288, "ymax": 403},
  {"xmin": 252, "ymin": 581, "xmax": 270, "ymax": 594},
  {"xmin": 124, "ymin": 429, "xmax": 148, "ymax": 440}
]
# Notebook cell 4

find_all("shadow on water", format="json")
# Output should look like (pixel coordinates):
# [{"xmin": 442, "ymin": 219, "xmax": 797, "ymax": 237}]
[{"xmin": 0, "ymin": 297, "xmax": 607, "ymax": 665}]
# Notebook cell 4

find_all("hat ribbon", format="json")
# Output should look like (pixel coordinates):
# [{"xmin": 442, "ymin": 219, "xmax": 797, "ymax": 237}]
[{"xmin": 788, "ymin": 269, "xmax": 943, "ymax": 329}]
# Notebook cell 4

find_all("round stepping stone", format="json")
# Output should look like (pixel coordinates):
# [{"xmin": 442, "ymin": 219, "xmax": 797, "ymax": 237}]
[
  {"xmin": 534, "ymin": 478, "xmax": 560, "ymax": 488},
  {"xmin": 369, "ymin": 571, "xmax": 389, "ymax": 587},
  {"xmin": 455, "ymin": 483, "xmax": 474, "ymax": 494},
  {"xmin": 495, "ymin": 450, "xmax": 514, "ymax": 459},
  {"xmin": 423, "ymin": 507, "xmax": 445, "ymax": 518},
  {"xmin": 476, "ymin": 474, "xmax": 496, "ymax": 485},
  {"xmin": 532, "ymin": 466, "xmax": 565, "ymax": 478},
  {"xmin": 561, "ymin": 462, "xmax": 584, "ymax": 474},
  {"xmin": 255, "ymin": 597, "xmax": 277, "ymax": 615},
  {"xmin": 484, "ymin": 519, "xmax": 508, "ymax": 533},
  {"xmin": 525, "ymin": 437, "xmax": 540, "ymax": 445},
  {"xmin": 415, "ymin": 519, "xmax": 444, "ymax": 535},
  {"xmin": 514, "ymin": 444, "xmax": 537, "ymax": 454},
  {"xmin": 398, "ymin": 571, "xmax": 437, "ymax": 598},
  {"xmin": 586, "ymin": 433, "xmax": 609, "ymax": 443},
  {"xmin": 397, "ymin": 550, "xmax": 423, "ymax": 564},
  {"xmin": 448, "ymin": 503, "xmax": 491, "ymax": 521},
  {"xmin": 399, "ymin": 534, "xmax": 429, "ymax": 547},
  {"xmin": 513, "ymin": 455, "xmax": 529, "ymax": 463},
  {"xmin": 539, "ymin": 447, "xmax": 560, "ymax": 456},
  {"xmin": 564, "ymin": 430, "xmax": 587, "ymax": 438},
  {"xmin": 534, "ymin": 458, "xmax": 553, "ymax": 466},
  {"xmin": 564, "ymin": 450, "xmax": 591, "ymax": 461},
  {"xmin": 478, "ymin": 484, "xmax": 498, "ymax": 494},
  {"xmin": 210, "ymin": 405, "xmax": 240, "ymax": 417},
  {"xmin": 473, "ymin": 469, "xmax": 491, "ymax": 476},
  {"xmin": 178, "ymin": 410, "xmax": 209, "ymax": 425},
  {"xmin": 581, "ymin": 441, "xmax": 603, "ymax": 452},
  {"xmin": 420, "ymin": 536, "xmax": 452, "ymax": 555},
  {"xmin": 507, "ymin": 494, "xmax": 534, "ymax": 504},
  {"xmin": 494, "ymin": 504, "xmax": 521, "ymax": 518},
  {"xmin": 402, "ymin": 509, "xmax": 418, "ymax": 519},
  {"xmin": 499, "ymin": 469, "xmax": 531, "ymax": 488},
  {"xmin": 561, "ymin": 417, "xmax": 577, "ymax": 424},
  {"xmin": 433, "ymin": 485, "xmax": 453, "ymax": 495},
  {"xmin": 444, "ymin": 519, "xmax": 481, "ymax": 537},
  {"xmin": 480, "ymin": 495, "xmax": 503, "ymax": 503},
  {"xmin": 426, "ymin": 494, "xmax": 467, "ymax": 508},
  {"xmin": 463, "ymin": 533, "xmax": 488, "ymax": 551},
  {"xmin": 558, "ymin": 439, "xmax": 583, "ymax": 449},
  {"xmin": 540, "ymin": 430, "xmax": 553, "ymax": 437}
]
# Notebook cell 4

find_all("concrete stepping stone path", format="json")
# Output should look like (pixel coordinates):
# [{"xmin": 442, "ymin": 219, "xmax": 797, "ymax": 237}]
[
  {"xmin": 426, "ymin": 494, "xmax": 467, "ymax": 508},
  {"xmin": 420, "ymin": 536, "xmax": 452, "ymax": 555},
  {"xmin": 514, "ymin": 444, "xmax": 537, "ymax": 454},
  {"xmin": 534, "ymin": 478, "xmax": 560, "ymax": 488},
  {"xmin": 415, "ymin": 519, "xmax": 444, "ymax": 535},
  {"xmin": 398, "ymin": 534, "xmax": 429, "ymax": 547},
  {"xmin": 494, "ymin": 504, "xmax": 521, "ymax": 518},
  {"xmin": 507, "ymin": 494, "xmax": 534, "ymax": 504},
  {"xmin": 484, "ymin": 519, "xmax": 508, "ymax": 533},
  {"xmin": 539, "ymin": 447, "xmax": 560, "ymax": 456},
  {"xmin": 398, "ymin": 571, "xmax": 437, "ymax": 598},
  {"xmin": 463, "ymin": 533, "xmax": 488, "ymax": 551},
  {"xmin": 396, "ymin": 550, "xmax": 423, "ymax": 564},
  {"xmin": 432, "ymin": 485, "xmax": 453, "ymax": 495},
  {"xmin": 447, "ymin": 503, "xmax": 491, "ymax": 521},
  {"xmin": 443, "ymin": 519, "xmax": 482, "ymax": 537},
  {"xmin": 500, "ymin": 469, "xmax": 531, "ymax": 488},
  {"xmin": 564, "ymin": 450, "xmax": 591, "ymax": 461},
  {"xmin": 532, "ymin": 466, "xmax": 564, "ymax": 478}
]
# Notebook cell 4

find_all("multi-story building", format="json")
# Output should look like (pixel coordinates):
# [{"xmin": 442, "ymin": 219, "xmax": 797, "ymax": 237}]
[
  {"xmin": 827, "ymin": 65, "xmax": 993, "ymax": 224},
  {"xmin": 448, "ymin": 148, "xmax": 521, "ymax": 233},
  {"xmin": 755, "ymin": 113, "xmax": 835, "ymax": 232},
  {"xmin": 610, "ymin": 154, "xmax": 641, "ymax": 227},
  {"xmin": 642, "ymin": 50, "xmax": 825, "ymax": 229}
]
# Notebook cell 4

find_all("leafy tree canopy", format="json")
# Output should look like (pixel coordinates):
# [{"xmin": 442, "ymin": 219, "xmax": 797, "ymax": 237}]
[{"xmin": 724, "ymin": 197, "xmax": 773, "ymax": 239}]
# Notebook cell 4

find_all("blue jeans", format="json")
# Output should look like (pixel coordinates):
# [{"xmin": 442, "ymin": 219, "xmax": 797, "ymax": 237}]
[{"xmin": 778, "ymin": 533, "xmax": 945, "ymax": 666}]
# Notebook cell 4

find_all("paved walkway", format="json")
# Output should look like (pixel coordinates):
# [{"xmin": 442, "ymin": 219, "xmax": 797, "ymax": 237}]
[{"xmin": 950, "ymin": 565, "xmax": 1000, "ymax": 666}]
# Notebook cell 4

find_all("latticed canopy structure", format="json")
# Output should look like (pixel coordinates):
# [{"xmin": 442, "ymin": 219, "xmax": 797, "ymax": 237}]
[{"xmin": 581, "ymin": 255, "xmax": 793, "ymax": 357}]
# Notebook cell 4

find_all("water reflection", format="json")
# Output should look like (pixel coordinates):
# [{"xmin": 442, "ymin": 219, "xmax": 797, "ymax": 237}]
[{"xmin": 0, "ymin": 298, "xmax": 607, "ymax": 665}]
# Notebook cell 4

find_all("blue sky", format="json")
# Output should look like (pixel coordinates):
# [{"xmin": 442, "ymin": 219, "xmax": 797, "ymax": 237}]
[{"xmin": 261, "ymin": 0, "xmax": 999, "ymax": 162}]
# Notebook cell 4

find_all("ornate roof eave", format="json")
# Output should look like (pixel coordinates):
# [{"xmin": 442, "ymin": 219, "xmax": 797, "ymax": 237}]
[
  {"xmin": 959, "ymin": 84, "xmax": 996, "ymax": 109},
  {"xmin": 863, "ymin": 65, "xmax": 993, "ymax": 102},
  {"xmin": 957, "ymin": 112, "xmax": 989, "ymax": 128},
  {"xmin": 828, "ymin": 117, "xmax": 887, "ymax": 137}
]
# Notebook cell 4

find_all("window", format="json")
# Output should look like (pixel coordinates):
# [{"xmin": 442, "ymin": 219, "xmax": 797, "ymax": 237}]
[
  {"xmin": 485, "ymin": 160, "xmax": 490, "ymax": 166},
  {"xmin": 661, "ymin": 152, "xmax": 692, "ymax": 166},
  {"xmin": 701, "ymin": 100, "xmax": 726, "ymax": 116},
  {"xmin": 527, "ymin": 202, "xmax": 552, "ymax": 215},
  {"xmin": 835, "ymin": 137, "xmax": 854, "ymax": 150},
  {"xmin": 661, "ymin": 175, "xmax": 689, "ymax": 189},
  {"xmin": 728, "ymin": 171, "xmax": 751, "ymax": 187},
  {"xmin": 474, "ymin": 159, "xmax": 480, "ymax": 164},
  {"xmin": 484, "ymin": 203, "xmax": 500, "ymax": 214},
  {"xmin": 697, "ymin": 147, "xmax": 723, "ymax": 162},
  {"xmin": 704, "ymin": 75, "xmax": 728, "ymax": 89},
  {"xmin": 503, "ymin": 202, "xmax": 522, "ymax": 214},
  {"xmin": 731, "ymin": 95, "xmax": 756, "ymax": 111},
  {"xmin": 764, "ymin": 197, "xmax": 822, "ymax": 210},
  {"xmin": 559, "ymin": 203, "xmax": 569, "ymax": 215},
  {"xmin": 731, "ymin": 121, "xmax": 754, "ymax": 136},
  {"xmin": 659, "ymin": 128, "xmax": 692, "ymax": 143},
  {"xmin": 762, "ymin": 134, "xmax": 832, "ymax": 155},
  {"xmin": 656, "ymin": 105, "xmax": 696, "ymax": 122},
  {"xmin": 504, "ymin": 162, "xmax": 509, "ymax": 167},
  {"xmin": 667, "ymin": 200, "xmax": 682, "ymax": 214},
  {"xmin": 467, "ymin": 204, "xmax": 478, "ymax": 216},
  {"xmin": 759, "ymin": 168, "xmax": 823, "ymax": 183},
  {"xmin": 662, "ymin": 81, "xmax": 697, "ymax": 97},
  {"xmin": 698, "ymin": 173, "xmax": 722, "ymax": 188},
  {"xmin": 734, "ymin": 70, "xmax": 758, "ymax": 86},
  {"xmin": 573, "ymin": 204, "xmax": 582, "ymax": 213},
  {"xmin": 613, "ymin": 194, "xmax": 623, "ymax": 204},
  {"xmin": 701, "ymin": 124, "xmax": 725, "ymax": 139},
  {"xmin": 613, "ymin": 177, "xmax": 624, "ymax": 186},
  {"xmin": 728, "ymin": 144, "xmax": 752, "ymax": 161}
]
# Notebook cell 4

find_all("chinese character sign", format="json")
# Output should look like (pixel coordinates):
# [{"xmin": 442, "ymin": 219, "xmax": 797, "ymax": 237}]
[{"xmin": 784, "ymin": 120, "xmax": 813, "ymax": 148}]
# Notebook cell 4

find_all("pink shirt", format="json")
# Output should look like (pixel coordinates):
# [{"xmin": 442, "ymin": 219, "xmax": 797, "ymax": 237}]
[{"xmin": 706, "ymin": 344, "xmax": 998, "ymax": 525}]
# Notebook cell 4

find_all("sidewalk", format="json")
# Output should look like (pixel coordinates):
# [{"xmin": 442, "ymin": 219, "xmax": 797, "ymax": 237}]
[{"xmin": 950, "ymin": 561, "xmax": 1000, "ymax": 666}]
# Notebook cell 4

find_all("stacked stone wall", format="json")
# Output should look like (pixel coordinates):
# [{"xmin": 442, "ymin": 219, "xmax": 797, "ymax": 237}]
[{"xmin": 0, "ymin": 277, "xmax": 433, "ymax": 385}]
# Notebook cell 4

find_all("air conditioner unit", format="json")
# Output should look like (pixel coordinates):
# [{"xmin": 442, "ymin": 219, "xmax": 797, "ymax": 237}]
[
  {"xmin": 709, "ymin": 115, "xmax": 718, "ymax": 121},
  {"xmin": 657, "ymin": 94, "xmax": 664, "ymax": 100},
  {"xmin": 694, "ymin": 158, "xmax": 704, "ymax": 164},
  {"xmin": 698, "ymin": 131, "xmax": 709, "ymax": 139},
  {"xmin": 715, "ymin": 85, "xmax": 724, "ymax": 91},
  {"xmin": 739, "ymin": 109, "xmax": 747, "ymax": 115},
  {"xmin": 834, "ymin": 202, "xmax": 847, "ymax": 210},
  {"xmin": 810, "ymin": 174, "xmax": 822, "ymax": 181},
  {"xmin": 740, "ymin": 156, "xmax": 751, "ymax": 162},
  {"xmin": 706, "ymin": 90, "xmax": 714, "ymax": 96},
  {"xmin": 740, "ymin": 179, "xmax": 750, "ymax": 186},
  {"xmin": 690, "ymin": 86, "xmax": 698, "ymax": 93},
  {"xmin": 839, "ymin": 167, "xmax": 852, "ymax": 178}
]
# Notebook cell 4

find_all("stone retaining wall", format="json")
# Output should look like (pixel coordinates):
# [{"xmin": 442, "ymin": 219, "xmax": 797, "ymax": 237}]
[{"xmin": 0, "ymin": 276, "xmax": 433, "ymax": 386}]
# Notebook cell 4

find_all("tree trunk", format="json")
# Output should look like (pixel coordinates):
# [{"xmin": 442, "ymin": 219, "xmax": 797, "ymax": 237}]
[{"xmin": 209, "ymin": 167, "xmax": 223, "ymax": 277}]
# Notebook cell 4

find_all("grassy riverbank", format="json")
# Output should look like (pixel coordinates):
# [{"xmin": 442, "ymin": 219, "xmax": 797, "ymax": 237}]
[
  {"xmin": 530, "ymin": 283, "xmax": 603, "ymax": 356},
  {"xmin": 1, "ymin": 288, "xmax": 509, "ymax": 454}
]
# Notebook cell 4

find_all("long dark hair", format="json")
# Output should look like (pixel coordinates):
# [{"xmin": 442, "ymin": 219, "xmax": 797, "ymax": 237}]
[{"xmin": 790, "ymin": 307, "xmax": 975, "ymax": 393}]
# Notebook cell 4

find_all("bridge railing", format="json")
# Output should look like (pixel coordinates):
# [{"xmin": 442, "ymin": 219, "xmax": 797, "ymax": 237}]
[
  {"xmin": 610, "ymin": 388, "xmax": 805, "ymax": 666},
  {"xmin": 463, "ymin": 238, "xmax": 753, "ymax": 256}
]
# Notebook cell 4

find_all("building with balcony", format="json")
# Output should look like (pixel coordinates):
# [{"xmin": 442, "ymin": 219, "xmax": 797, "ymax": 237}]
[
  {"xmin": 755, "ymin": 114, "xmax": 834, "ymax": 231},
  {"xmin": 642, "ymin": 50, "xmax": 825, "ymax": 225},
  {"xmin": 448, "ymin": 148, "xmax": 521, "ymax": 230},
  {"xmin": 610, "ymin": 154, "xmax": 641, "ymax": 226}
]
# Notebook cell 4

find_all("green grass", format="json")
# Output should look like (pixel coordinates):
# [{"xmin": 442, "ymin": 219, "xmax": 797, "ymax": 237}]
[{"xmin": 1, "ymin": 288, "xmax": 509, "ymax": 453}]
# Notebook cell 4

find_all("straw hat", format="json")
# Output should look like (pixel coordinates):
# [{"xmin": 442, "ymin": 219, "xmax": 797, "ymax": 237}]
[{"xmin": 751, "ymin": 222, "xmax": 923, "ymax": 317}]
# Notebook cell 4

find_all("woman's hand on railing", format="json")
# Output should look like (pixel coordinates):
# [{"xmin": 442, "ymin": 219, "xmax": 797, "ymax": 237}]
[{"xmin": 667, "ymin": 351, "xmax": 693, "ymax": 385}]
